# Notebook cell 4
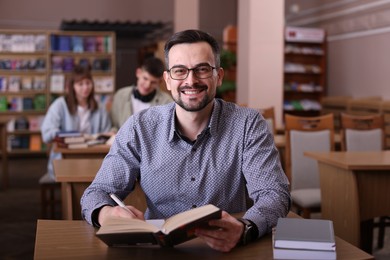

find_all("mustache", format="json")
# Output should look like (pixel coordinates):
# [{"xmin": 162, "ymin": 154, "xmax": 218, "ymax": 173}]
[{"xmin": 179, "ymin": 84, "xmax": 207, "ymax": 91}]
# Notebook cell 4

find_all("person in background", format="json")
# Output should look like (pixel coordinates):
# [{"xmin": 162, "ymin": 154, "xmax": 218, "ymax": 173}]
[
  {"xmin": 41, "ymin": 65, "xmax": 112, "ymax": 181},
  {"xmin": 110, "ymin": 56, "xmax": 173, "ymax": 132},
  {"xmin": 81, "ymin": 30, "xmax": 290, "ymax": 252}
]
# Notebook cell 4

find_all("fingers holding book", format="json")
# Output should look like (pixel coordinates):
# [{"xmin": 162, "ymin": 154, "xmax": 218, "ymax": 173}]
[{"xmin": 194, "ymin": 211, "xmax": 242, "ymax": 252}]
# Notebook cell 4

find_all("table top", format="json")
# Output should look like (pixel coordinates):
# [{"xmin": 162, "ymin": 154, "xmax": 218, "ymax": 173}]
[
  {"xmin": 34, "ymin": 215, "xmax": 373, "ymax": 260},
  {"xmin": 53, "ymin": 158, "xmax": 102, "ymax": 182},
  {"xmin": 304, "ymin": 151, "xmax": 390, "ymax": 170},
  {"xmin": 53, "ymin": 143, "xmax": 110, "ymax": 155}
]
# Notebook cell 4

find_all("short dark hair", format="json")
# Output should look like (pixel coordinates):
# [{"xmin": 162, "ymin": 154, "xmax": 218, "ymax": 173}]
[
  {"xmin": 141, "ymin": 57, "xmax": 165, "ymax": 78},
  {"xmin": 164, "ymin": 29, "xmax": 220, "ymax": 69}
]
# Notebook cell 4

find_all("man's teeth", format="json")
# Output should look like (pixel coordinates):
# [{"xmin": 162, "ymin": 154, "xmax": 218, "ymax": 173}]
[{"xmin": 184, "ymin": 90, "xmax": 200, "ymax": 94}]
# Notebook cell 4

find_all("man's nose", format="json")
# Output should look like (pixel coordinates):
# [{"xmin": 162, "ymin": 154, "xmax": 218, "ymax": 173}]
[{"xmin": 184, "ymin": 70, "xmax": 199, "ymax": 85}]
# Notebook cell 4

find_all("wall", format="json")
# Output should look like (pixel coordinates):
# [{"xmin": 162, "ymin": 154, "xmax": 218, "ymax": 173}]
[
  {"xmin": 0, "ymin": 0, "xmax": 174, "ymax": 29},
  {"xmin": 286, "ymin": 0, "xmax": 390, "ymax": 99},
  {"xmin": 237, "ymin": 0, "xmax": 284, "ymax": 127},
  {"xmin": 0, "ymin": 0, "xmax": 237, "ymax": 89}
]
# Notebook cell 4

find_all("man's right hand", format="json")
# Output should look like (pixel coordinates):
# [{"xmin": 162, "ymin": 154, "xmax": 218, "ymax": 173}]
[{"xmin": 98, "ymin": 205, "xmax": 144, "ymax": 225}]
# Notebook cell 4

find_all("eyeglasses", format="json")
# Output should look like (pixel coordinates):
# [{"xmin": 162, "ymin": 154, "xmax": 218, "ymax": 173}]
[{"xmin": 167, "ymin": 64, "xmax": 217, "ymax": 80}]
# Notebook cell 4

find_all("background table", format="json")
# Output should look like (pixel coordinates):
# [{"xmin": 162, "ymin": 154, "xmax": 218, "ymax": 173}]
[
  {"xmin": 53, "ymin": 158, "xmax": 146, "ymax": 220},
  {"xmin": 53, "ymin": 143, "xmax": 110, "ymax": 159},
  {"xmin": 34, "ymin": 213, "xmax": 373, "ymax": 260},
  {"xmin": 305, "ymin": 151, "xmax": 390, "ymax": 253}
]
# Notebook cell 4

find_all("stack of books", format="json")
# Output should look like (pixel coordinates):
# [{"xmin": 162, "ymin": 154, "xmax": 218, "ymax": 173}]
[
  {"xmin": 273, "ymin": 218, "xmax": 336, "ymax": 260},
  {"xmin": 54, "ymin": 131, "xmax": 113, "ymax": 149},
  {"xmin": 54, "ymin": 131, "xmax": 87, "ymax": 149}
]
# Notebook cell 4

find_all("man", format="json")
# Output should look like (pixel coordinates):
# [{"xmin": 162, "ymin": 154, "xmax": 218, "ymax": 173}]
[
  {"xmin": 81, "ymin": 30, "xmax": 290, "ymax": 252},
  {"xmin": 110, "ymin": 56, "xmax": 173, "ymax": 131}
]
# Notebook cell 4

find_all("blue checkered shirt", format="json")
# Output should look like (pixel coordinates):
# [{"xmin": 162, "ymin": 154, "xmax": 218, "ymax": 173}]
[{"xmin": 81, "ymin": 99, "xmax": 290, "ymax": 237}]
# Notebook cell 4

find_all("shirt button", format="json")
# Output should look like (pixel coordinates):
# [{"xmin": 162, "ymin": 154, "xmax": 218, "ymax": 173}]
[
  {"xmin": 191, "ymin": 177, "xmax": 195, "ymax": 181},
  {"xmin": 192, "ymin": 205, "xmax": 197, "ymax": 208}
]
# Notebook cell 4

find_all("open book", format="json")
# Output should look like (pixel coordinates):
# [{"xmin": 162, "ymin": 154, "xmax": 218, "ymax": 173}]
[{"xmin": 96, "ymin": 204, "xmax": 222, "ymax": 247}]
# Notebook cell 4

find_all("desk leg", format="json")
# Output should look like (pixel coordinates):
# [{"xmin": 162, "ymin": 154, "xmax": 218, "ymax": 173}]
[
  {"xmin": 61, "ymin": 183, "xmax": 73, "ymax": 220},
  {"xmin": 318, "ymin": 163, "xmax": 361, "ymax": 246}
]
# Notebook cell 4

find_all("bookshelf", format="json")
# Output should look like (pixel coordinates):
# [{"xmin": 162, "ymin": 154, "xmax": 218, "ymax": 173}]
[
  {"xmin": 283, "ymin": 26, "xmax": 327, "ymax": 118},
  {"xmin": 0, "ymin": 29, "xmax": 116, "ymax": 155}
]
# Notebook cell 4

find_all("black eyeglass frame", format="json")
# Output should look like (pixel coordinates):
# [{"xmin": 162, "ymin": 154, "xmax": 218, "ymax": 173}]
[{"xmin": 167, "ymin": 64, "xmax": 217, "ymax": 80}]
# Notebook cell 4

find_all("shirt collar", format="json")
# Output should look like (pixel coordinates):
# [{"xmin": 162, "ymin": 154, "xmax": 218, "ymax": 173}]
[{"xmin": 168, "ymin": 99, "xmax": 221, "ymax": 142}]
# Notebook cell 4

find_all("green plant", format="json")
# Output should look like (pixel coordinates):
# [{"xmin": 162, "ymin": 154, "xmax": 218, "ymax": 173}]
[
  {"xmin": 219, "ymin": 49, "xmax": 237, "ymax": 96},
  {"xmin": 220, "ymin": 49, "xmax": 236, "ymax": 69}
]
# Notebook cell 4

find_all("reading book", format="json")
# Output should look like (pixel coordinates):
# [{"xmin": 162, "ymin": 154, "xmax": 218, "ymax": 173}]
[{"xmin": 96, "ymin": 204, "xmax": 222, "ymax": 247}]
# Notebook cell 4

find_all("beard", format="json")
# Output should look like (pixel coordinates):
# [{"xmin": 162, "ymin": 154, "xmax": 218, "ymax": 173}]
[{"xmin": 173, "ymin": 84, "xmax": 215, "ymax": 112}]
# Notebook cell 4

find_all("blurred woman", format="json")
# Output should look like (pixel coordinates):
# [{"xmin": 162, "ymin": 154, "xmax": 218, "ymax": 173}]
[{"xmin": 41, "ymin": 65, "xmax": 112, "ymax": 180}]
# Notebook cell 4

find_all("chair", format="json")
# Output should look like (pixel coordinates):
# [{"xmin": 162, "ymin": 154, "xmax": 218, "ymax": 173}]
[
  {"xmin": 340, "ymin": 113, "xmax": 384, "ymax": 151},
  {"xmin": 39, "ymin": 172, "xmax": 61, "ymax": 219},
  {"xmin": 340, "ymin": 113, "xmax": 388, "ymax": 249},
  {"xmin": 258, "ymin": 107, "xmax": 276, "ymax": 135},
  {"xmin": 285, "ymin": 113, "xmax": 334, "ymax": 219},
  {"xmin": 39, "ymin": 143, "xmax": 61, "ymax": 219},
  {"xmin": 321, "ymin": 95, "xmax": 351, "ymax": 133}
]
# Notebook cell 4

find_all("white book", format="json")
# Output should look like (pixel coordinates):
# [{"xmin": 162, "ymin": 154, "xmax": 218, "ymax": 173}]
[
  {"xmin": 50, "ymin": 74, "xmax": 65, "ymax": 93},
  {"xmin": 274, "ymin": 218, "xmax": 336, "ymax": 251},
  {"xmin": 273, "ymin": 247, "xmax": 336, "ymax": 260}
]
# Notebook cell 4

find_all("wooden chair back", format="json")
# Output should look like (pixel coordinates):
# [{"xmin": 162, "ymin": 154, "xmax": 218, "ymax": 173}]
[
  {"xmin": 340, "ymin": 113, "xmax": 385, "ymax": 151},
  {"xmin": 257, "ymin": 107, "xmax": 276, "ymax": 135},
  {"xmin": 284, "ymin": 113, "xmax": 335, "ymax": 185}
]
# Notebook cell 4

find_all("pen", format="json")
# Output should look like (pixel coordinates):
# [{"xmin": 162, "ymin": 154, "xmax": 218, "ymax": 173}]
[{"xmin": 109, "ymin": 193, "xmax": 135, "ymax": 216}]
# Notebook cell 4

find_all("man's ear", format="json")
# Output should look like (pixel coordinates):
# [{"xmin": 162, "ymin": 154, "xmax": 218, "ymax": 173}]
[
  {"xmin": 217, "ymin": 67, "xmax": 225, "ymax": 86},
  {"xmin": 163, "ymin": 71, "xmax": 171, "ymax": 91}
]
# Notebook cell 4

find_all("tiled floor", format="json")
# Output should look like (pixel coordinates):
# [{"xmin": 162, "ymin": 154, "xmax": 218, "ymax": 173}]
[{"xmin": 0, "ymin": 157, "xmax": 388, "ymax": 259}]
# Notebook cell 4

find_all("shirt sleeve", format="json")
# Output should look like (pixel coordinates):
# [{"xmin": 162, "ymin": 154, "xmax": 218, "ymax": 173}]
[
  {"xmin": 241, "ymin": 112, "xmax": 291, "ymax": 237},
  {"xmin": 81, "ymin": 117, "xmax": 139, "ymax": 225}
]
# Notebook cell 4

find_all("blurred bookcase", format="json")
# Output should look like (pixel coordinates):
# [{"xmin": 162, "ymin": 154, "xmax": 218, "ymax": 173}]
[{"xmin": 0, "ymin": 29, "xmax": 115, "ymax": 155}]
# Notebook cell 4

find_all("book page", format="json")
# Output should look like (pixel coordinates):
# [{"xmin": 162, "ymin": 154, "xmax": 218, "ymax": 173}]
[{"xmin": 97, "ymin": 217, "xmax": 161, "ymax": 234}]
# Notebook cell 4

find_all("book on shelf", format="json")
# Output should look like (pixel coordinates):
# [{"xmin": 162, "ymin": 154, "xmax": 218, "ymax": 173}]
[
  {"xmin": 29, "ymin": 134, "xmax": 42, "ymax": 151},
  {"xmin": 96, "ymin": 204, "xmax": 222, "ymax": 247},
  {"xmin": 273, "ymin": 218, "xmax": 336, "ymax": 260},
  {"xmin": 50, "ymin": 74, "xmax": 65, "ymax": 93}
]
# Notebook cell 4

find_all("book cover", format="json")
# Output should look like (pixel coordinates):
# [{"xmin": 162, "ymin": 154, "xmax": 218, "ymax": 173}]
[
  {"xmin": 55, "ymin": 136, "xmax": 86, "ymax": 144},
  {"xmin": 273, "ymin": 247, "xmax": 336, "ymax": 260},
  {"xmin": 71, "ymin": 36, "xmax": 84, "ymax": 52},
  {"xmin": 50, "ymin": 74, "xmax": 65, "ymax": 93},
  {"xmin": 56, "ymin": 131, "xmax": 82, "ymax": 138},
  {"xmin": 22, "ymin": 97, "xmax": 34, "ymax": 110},
  {"xmin": 274, "ymin": 218, "xmax": 336, "ymax": 251},
  {"xmin": 29, "ymin": 134, "xmax": 42, "ymax": 151},
  {"xmin": 96, "ymin": 204, "xmax": 222, "ymax": 247}
]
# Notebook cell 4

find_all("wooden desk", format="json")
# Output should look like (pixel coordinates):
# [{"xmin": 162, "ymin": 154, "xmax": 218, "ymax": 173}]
[
  {"xmin": 34, "ymin": 213, "xmax": 373, "ymax": 260},
  {"xmin": 0, "ymin": 118, "xmax": 8, "ymax": 189},
  {"xmin": 305, "ymin": 151, "xmax": 390, "ymax": 252},
  {"xmin": 53, "ymin": 158, "xmax": 147, "ymax": 220},
  {"xmin": 53, "ymin": 143, "xmax": 110, "ymax": 159}
]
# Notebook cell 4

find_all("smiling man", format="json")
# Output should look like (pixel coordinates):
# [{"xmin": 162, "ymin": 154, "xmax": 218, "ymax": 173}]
[{"xmin": 81, "ymin": 30, "xmax": 290, "ymax": 252}]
